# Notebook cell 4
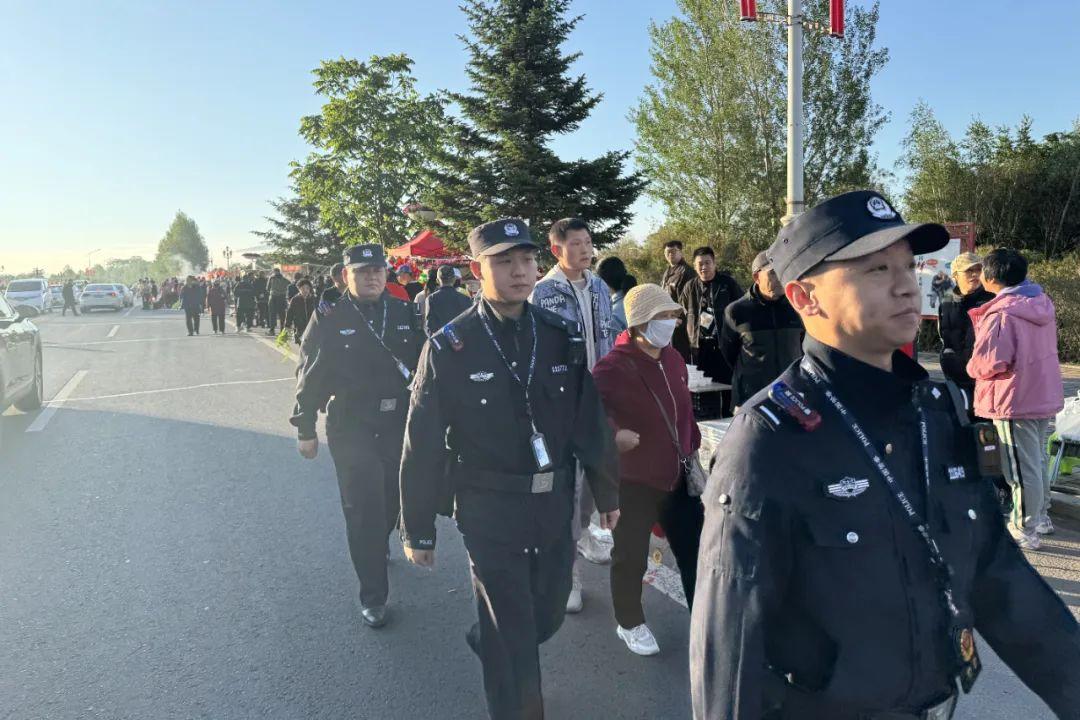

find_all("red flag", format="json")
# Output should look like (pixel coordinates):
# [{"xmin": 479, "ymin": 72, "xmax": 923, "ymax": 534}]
[
  {"xmin": 739, "ymin": 0, "xmax": 757, "ymax": 21},
  {"xmin": 829, "ymin": 0, "xmax": 845, "ymax": 37}
]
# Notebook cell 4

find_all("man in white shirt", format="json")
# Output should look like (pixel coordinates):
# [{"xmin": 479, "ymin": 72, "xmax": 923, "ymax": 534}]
[{"xmin": 531, "ymin": 218, "xmax": 617, "ymax": 612}]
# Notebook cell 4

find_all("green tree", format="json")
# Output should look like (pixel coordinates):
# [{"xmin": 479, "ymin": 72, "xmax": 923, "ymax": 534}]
[
  {"xmin": 426, "ymin": 0, "xmax": 645, "ymax": 246},
  {"xmin": 292, "ymin": 54, "xmax": 448, "ymax": 248},
  {"xmin": 252, "ymin": 188, "xmax": 345, "ymax": 266},
  {"xmin": 155, "ymin": 211, "xmax": 210, "ymax": 271},
  {"xmin": 632, "ymin": 0, "xmax": 889, "ymax": 257}
]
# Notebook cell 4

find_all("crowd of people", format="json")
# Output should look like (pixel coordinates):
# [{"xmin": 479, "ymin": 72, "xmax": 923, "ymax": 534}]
[{"xmin": 285, "ymin": 194, "xmax": 1078, "ymax": 720}]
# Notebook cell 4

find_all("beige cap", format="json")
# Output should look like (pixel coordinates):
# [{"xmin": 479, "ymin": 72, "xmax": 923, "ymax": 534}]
[
  {"xmin": 952, "ymin": 252, "xmax": 982, "ymax": 274},
  {"xmin": 624, "ymin": 283, "xmax": 683, "ymax": 329}
]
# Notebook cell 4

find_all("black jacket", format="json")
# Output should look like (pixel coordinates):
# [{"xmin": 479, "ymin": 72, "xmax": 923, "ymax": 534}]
[
  {"xmin": 691, "ymin": 337, "xmax": 1080, "ymax": 719},
  {"xmin": 938, "ymin": 287, "xmax": 994, "ymax": 389},
  {"xmin": 399, "ymin": 300, "xmax": 619, "ymax": 552},
  {"xmin": 679, "ymin": 274, "xmax": 742, "ymax": 348},
  {"xmin": 719, "ymin": 286, "xmax": 804, "ymax": 406},
  {"xmin": 286, "ymin": 293, "xmax": 317, "ymax": 339},
  {"xmin": 290, "ymin": 292, "xmax": 423, "ymax": 440},
  {"xmin": 423, "ymin": 286, "xmax": 472, "ymax": 337},
  {"xmin": 233, "ymin": 281, "xmax": 256, "ymax": 309},
  {"xmin": 662, "ymin": 260, "xmax": 695, "ymax": 302}
]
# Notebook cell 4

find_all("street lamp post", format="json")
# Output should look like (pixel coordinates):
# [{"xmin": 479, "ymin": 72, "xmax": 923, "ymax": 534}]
[{"xmin": 740, "ymin": 0, "xmax": 844, "ymax": 226}]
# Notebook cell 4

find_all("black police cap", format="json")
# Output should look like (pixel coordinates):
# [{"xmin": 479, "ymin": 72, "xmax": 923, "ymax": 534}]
[
  {"xmin": 467, "ymin": 218, "xmax": 537, "ymax": 258},
  {"xmin": 769, "ymin": 190, "xmax": 949, "ymax": 285},
  {"xmin": 343, "ymin": 244, "xmax": 386, "ymax": 268}
]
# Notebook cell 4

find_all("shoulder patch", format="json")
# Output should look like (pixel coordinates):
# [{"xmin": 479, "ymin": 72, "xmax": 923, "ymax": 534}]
[
  {"xmin": 433, "ymin": 322, "xmax": 464, "ymax": 352},
  {"xmin": 751, "ymin": 400, "xmax": 784, "ymax": 430},
  {"xmin": 317, "ymin": 299, "xmax": 335, "ymax": 316}
]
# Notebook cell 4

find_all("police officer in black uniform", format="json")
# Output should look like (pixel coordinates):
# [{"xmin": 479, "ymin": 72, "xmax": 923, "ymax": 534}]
[
  {"xmin": 291, "ymin": 244, "xmax": 422, "ymax": 628},
  {"xmin": 691, "ymin": 191, "xmax": 1080, "ymax": 720},
  {"xmin": 399, "ymin": 218, "xmax": 620, "ymax": 720}
]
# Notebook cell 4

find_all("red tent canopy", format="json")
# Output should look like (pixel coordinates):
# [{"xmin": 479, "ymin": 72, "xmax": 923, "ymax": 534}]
[{"xmin": 388, "ymin": 230, "xmax": 450, "ymax": 259}]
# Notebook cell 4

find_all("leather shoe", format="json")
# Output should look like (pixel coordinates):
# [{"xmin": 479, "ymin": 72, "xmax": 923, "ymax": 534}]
[{"xmin": 360, "ymin": 604, "xmax": 388, "ymax": 628}]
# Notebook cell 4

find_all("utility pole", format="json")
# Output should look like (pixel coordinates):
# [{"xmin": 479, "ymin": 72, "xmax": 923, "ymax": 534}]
[
  {"xmin": 785, "ymin": 0, "xmax": 804, "ymax": 225},
  {"xmin": 739, "ymin": 0, "xmax": 844, "ymax": 226}
]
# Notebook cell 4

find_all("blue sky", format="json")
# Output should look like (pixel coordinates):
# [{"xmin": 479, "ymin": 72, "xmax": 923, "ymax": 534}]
[{"xmin": 2, "ymin": 0, "xmax": 1078, "ymax": 274}]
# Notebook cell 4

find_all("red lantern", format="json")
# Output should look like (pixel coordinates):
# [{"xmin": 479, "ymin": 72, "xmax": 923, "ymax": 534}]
[
  {"xmin": 739, "ymin": 0, "xmax": 757, "ymax": 21},
  {"xmin": 829, "ymin": 0, "xmax": 844, "ymax": 37}
]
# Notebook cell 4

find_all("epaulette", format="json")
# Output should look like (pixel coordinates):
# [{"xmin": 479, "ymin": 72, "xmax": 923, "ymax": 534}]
[
  {"xmin": 748, "ymin": 381, "xmax": 823, "ymax": 432},
  {"xmin": 317, "ymin": 298, "xmax": 337, "ymax": 316},
  {"xmin": 430, "ymin": 322, "xmax": 464, "ymax": 353}
]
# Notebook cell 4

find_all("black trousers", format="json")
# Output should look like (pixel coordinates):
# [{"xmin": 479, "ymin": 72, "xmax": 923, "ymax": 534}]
[
  {"xmin": 256, "ymin": 299, "xmax": 268, "ymax": 327},
  {"xmin": 610, "ymin": 480, "xmax": 703, "ymax": 629},
  {"xmin": 268, "ymin": 295, "xmax": 287, "ymax": 331},
  {"xmin": 236, "ymin": 307, "xmax": 254, "ymax": 329},
  {"xmin": 62, "ymin": 299, "xmax": 78, "ymax": 316},
  {"xmin": 185, "ymin": 309, "xmax": 201, "ymax": 334},
  {"xmin": 326, "ymin": 425, "xmax": 404, "ymax": 608},
  {"xmin": 464, "ymin": 532, "xmax": 574, "ymax": 720},
  {"xmin": 211, "ymin": 312, "xmax": 225, "ymax": 333}
]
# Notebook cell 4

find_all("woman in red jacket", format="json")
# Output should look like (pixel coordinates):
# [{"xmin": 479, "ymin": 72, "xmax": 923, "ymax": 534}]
[{"xmin": 592, "ymin": 283, "xmax": 704, "ymax": 657}]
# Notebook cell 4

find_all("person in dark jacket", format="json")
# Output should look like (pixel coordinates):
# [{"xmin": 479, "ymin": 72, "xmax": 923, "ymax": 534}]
[
  {"xmin": 938, "ymin": 252, "xmax": 994, "ymax": 401},
  {"xmin": 179, "ymin": 276, "xmax": 205, "ymax": 336},
  {"xmin": 320, "ymin": 263, "xmax": 346, "ymax": 307},
  {"xmin": 252, "ymin": 271, "xmax": 269, "ymax": 328},
  {"xmin": 719, "ymin": 251, "xmax": 804, "ymax": 408},
  {"xmin": 233, "ymin": 275, "xmax": 257, "ymax": 331},
  {"xmin": 286, "ymin": 271, "xmax": 304, "ymax": 302},
  {"xmin": 206, "ymin": 281, "xmax": 228, "ymax": 334},
  {"xmin": 661, "ymin": 240, "xmax": 695, "ymax": 360},
  {"xmin": 595, "ymin": 256, "xmax": 637, "ymax": 333},
  {"xmin": 678, "ymin": 247, "xmax": 742, "ymax": 383},
  {"xmin": 422, "ymin": 265, "xmax": 472, "ymax": 336},
  {"xmin": 61, "ymin": 280, "xmax": 79, "ymax": 316},
  {"xmin": 285, "ymin": 279, "xmax": 317, "ymax": 344},
  {"xmin": 267, "ymin": 268, "xmax": 290, "ymax": 335},
  {"xmin": 691, "ymin": 190, "xmax": 1080, "ymax": 720},
  {"xmin": 593, "ymin": 284, "xmax": 703, "ymax": 658}
]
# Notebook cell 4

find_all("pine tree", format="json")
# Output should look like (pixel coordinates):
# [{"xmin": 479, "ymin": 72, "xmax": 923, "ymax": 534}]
[
  {"xmin": 252, "ymin": 189, "xmax": 345, "ymax": 267},
  {"xmin": 155, "ymin": 211, "xmax": 210, "ymax": 271},
  {"xmin": 427, "ymin": 0, "xmax": 645, "ymax": 246}
]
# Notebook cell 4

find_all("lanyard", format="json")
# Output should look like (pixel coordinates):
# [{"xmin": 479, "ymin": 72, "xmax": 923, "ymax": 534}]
[
  {"xmin": 349, "ymin": 295, "xmax": 412, "ymax": 383},
  {"xmin": 479, "ymin": 304, "xmax": 540, "ymax": 428},
  {"xmin": 801, "ymin": 358, "xmax": 960, "ymax": 619}
]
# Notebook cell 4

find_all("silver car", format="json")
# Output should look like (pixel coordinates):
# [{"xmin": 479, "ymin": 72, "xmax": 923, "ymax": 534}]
[
  {"xmin": 80, "ymin": 283, "xmax": 125, "ymax": 313},
  {"xmin": 5, "ymin": 278, "xmax": 52, "ymax": 315}
]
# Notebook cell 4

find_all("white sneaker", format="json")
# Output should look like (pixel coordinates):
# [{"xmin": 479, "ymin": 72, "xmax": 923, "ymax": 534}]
[
  {"xmin": 565, "ymin": 574, "xmax": 583, "ymax": 613},
  {"xmin": 617, "ymin": 624, "xmax": 660, "ymax": 656},
  {"xmin": 1016, "ymin": 531, "xmax": 1042, "ymax": 551},
  {"xmin": 577, "ymin": 530, "xmax": 612, "ymax": 564},
  {"xmin": 1035, "ymin": 517, "xmax": 1055, "ymax": 535}
]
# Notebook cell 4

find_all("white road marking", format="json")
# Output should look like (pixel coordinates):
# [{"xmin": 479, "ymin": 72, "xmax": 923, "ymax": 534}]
[
  {"xmin": 51, "ymin": 377, "xmax": 294, "ymax": 403},
  {"xmin": 106, "ymin": 325, "xmax": 119, "ymax": 338},
  {"xmin": 226, "ymin": 318, "xmax": 299, "ymax": 362},
  {"xmin": 45, "ymin": 336, "xmax": 215, "ymax": 347},
  {"xmin": 122, "ymin": 307, "xmax": 135, "ymax": 318},
  {"xmin": 25, "ymin": 370, "xmax": 88, "ymax": 433}
]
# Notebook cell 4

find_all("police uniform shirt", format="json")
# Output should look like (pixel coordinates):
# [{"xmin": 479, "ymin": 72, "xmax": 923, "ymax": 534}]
[
  {"xmin": 399, "ymin": 299, "xmax": 619, "ymax": 552},
  {"xmin": 290, "ymin": 291, "xmax": 422, "ymax": 440},
  {"xmin": 691, "ymin": 336, "xmax": 1080, "ymax": 720}
]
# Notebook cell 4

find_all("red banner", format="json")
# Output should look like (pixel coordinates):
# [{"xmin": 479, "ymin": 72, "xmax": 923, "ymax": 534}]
[
  {"xmin": 739, "ymin": 0, "xmax": 757, "ymax": 21},
  {"xmin": 829, "ymin": 0, "xmax": 844, "ymax": 37}
]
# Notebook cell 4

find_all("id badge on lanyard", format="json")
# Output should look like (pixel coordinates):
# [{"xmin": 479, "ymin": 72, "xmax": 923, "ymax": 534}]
[{"xmin": 530, "ymin": 429, "xmax": 553, "ymax": 471}]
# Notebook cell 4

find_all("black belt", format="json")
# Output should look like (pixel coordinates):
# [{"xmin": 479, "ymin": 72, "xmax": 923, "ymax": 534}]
[{"xmin": 454, "ymin": 463, "xmax": 572, "ymax": 494}]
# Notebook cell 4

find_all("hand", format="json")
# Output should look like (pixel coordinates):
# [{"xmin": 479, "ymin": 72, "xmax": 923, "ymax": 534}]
[
  {"xmin": 614, "ymin": 429, "xmax": 641, "ymax": 453},
  {"xmin": 405, "ymin": 547, "xmax": 435, "ymax": 567},
  {"xmin": 598, "ymin": 509, "xmax": 621, "ymax": 531},
  {"xmin": 297, "ymin": 437, "xmax": 318, "ymax": 459}
]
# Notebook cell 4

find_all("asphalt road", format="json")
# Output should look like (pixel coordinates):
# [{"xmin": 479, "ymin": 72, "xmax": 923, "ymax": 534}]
[{"xmin": 1, "ymin": 308, "xmax": 1074, "ymax": 719}]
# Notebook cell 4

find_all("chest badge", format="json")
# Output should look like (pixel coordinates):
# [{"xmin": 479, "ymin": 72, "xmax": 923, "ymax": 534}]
[
  {"xmin": 825, "ymin": 477, "xmax": 870, "ymax": 499},
  {"xmin": 947, "ymin": 465, "xmax": 967, "ymax": 481},
  {"xmin": 551, "ymin": 364, "xmax": 568, "ymax": 375},
  {"xmin": 470, "ymin": 371, "xmax": 495, "ymax": 382},
  {"xmin": 339, "ymin": 328, "xmax": 356, "ymax": 336}
]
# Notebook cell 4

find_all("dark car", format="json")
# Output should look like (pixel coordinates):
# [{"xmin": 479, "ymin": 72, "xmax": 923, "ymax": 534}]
[{"xmin": 0, "ymin": 293, "xmax": 44, "ymax": 417}]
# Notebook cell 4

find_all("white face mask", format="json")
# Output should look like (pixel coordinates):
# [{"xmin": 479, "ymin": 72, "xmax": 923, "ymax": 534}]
[{"xmin": 641, "ymin": 318, "xmax": 677, "ymax": 349}]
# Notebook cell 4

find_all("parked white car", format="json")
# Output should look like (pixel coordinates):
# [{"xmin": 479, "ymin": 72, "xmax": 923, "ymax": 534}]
[
  {"xmin": 80, "ymin": 283, "xmax": 125, "ymax": 313},
  {"xmin": 4, "ymin": 278, "xmax": 52, "ymax": 315}
]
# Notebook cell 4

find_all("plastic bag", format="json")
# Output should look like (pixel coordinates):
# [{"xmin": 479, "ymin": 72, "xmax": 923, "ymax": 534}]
[{"xmin": 1057, "ymin": 392, "xmax": 1080, "ymax": 441}]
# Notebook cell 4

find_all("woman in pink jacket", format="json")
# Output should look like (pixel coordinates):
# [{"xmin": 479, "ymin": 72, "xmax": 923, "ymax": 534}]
[{"xmin": 966, "ymin": 248, "xmax": 1064, "ymax": 549}]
